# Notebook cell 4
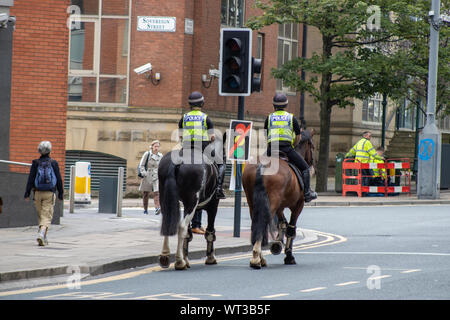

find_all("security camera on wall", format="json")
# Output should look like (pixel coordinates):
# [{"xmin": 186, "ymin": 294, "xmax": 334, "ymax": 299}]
[
  {"xmin": 134, "ymin": 63, "xmax": 152, "ymax": 75},
  {"xmin": 0, "ymin": 13, "xmax": 8, "ymax": 27}
]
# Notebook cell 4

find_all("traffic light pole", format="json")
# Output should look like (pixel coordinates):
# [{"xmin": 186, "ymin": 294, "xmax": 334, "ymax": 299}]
[{"xmin": 233, "ymin": 96, "xmax": 245, "ymax": 237}]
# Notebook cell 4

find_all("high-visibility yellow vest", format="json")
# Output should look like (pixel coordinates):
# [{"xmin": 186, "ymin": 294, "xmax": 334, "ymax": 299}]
[
  {"xmin": 345, "ymin": 138, "xmax": 382, "ymax": 163},
  {"xmin": 182, "ymin": 110, "xmax": 209, "ymax": 142},
  {"xmin": 267, "ymin": 110, "xmax": 294, "ymax": 146},
  {"xmin": 372, "ymin": 157, "xmax": 386, "ymax": 179}
]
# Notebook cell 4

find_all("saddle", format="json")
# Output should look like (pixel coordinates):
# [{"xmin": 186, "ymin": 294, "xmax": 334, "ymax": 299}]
[{"xmin": 276, "ymin": 151, "xmax": 305, "ymax": 191}]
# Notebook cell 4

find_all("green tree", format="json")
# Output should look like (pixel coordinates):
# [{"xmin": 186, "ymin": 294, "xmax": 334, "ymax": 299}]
[
  {"xmin": 246, "ymin": 0, "xmax": 443, "ymax": 192},
  {"xmin": 396, "ymin": 0, "xmax": 449, "ymax": 117}
]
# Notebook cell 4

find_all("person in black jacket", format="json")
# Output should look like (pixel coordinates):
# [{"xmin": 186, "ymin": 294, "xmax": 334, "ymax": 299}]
[{"xmin": 24, "ymin": 141, "xmax": 63, "ymax": 246}]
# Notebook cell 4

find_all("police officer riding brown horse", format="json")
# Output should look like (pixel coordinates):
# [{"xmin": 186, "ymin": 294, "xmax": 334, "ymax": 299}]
[{"xmin": 242, "ymin": 93, "xmax": 317, "ymax": 269}]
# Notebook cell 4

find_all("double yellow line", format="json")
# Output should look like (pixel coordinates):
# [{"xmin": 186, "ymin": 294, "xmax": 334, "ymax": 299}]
[{"xmin": 0, "ymin": 229, "xmax": 346, "ymax": 298}]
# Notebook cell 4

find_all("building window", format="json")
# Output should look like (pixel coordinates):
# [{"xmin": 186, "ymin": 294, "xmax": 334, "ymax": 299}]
[
  {"xmin": 277, "ymin": 23, "xmax": 299, "ymax": 93},
  {"xmin": 221, "ymin": 0, "xmax": 245, "ymax": 27},
  {"xmin": 362, "ymin": 93, "xmax": 383, "ymax": 123},
  {"xmin": 68, "ymin": 0, "xmax": 130, "ymax": 105}
]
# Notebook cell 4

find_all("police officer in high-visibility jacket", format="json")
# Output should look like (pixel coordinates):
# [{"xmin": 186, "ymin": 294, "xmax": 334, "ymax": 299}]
[
  {"xmin": 264, "ymin": 93, "xmax": 317, "ymax": 203},
  {"xmin": 345, "ymin": 131, "xmax": 384, "ymax": 187},
  {"xmin": 178, "ymin": 91, "xmax": 226, "ymax": 199}
]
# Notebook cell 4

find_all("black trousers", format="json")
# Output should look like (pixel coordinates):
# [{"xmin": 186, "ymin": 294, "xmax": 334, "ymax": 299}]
[{"xmin": 267, "ymin": 143, "xmax": 309, "ymax": 171}]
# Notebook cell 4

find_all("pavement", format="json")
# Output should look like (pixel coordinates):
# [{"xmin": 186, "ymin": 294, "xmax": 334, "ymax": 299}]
[{"xmin": 1, "ymin": 185, "xmax": 449, "ymax": 289}]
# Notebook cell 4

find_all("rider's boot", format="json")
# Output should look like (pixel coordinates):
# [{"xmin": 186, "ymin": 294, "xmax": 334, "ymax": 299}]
[
  {"xmin": 302, "ymin": 169, "xmax": 317, "ymax": 203},
  {"xmin": 216, "ymin": 164, "xmax": 226, "ymax": 199}
]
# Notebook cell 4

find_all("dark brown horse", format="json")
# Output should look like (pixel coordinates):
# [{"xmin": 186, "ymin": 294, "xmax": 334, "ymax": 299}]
[{"xmin": 242, "ymin": 129, "xmax": 315, "ymax": 269}]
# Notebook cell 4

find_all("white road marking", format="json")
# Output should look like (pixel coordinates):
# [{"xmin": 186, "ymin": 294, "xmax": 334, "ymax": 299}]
[
  {"xmin": 261, "ymin": 293, "xmax": 290, "ymax": 299},
  {"xmin": 92, "ymin": 292, "xmax": 134, "ymax": 299},
  {"xmin": 296, "ymin": 251, "xmax": 450, "ymax": 256},
  {"xmin": 300, "ymin": 287, "xmax": 327, "ymax": 293},
  {"xmin": 37, "ymin": 291, "xmax": 133, "ymax": 300},
  {"xmin": 0, "ymin": 229, "xmax": 346, "ymax": 298},
  {"xmin": 401, "ymin": 269, "xmax": 421, "ymax": 274},
  {"xmin": 369, "ymin": 275, "xmax": 391, "ymax": 280},
  {"xmin": 335, "ymin": 281, "xmax": 360, "ymax": 287},
  {"xmin": 132, "ymin": 293, "xmax": 175, "ymax": 300}
]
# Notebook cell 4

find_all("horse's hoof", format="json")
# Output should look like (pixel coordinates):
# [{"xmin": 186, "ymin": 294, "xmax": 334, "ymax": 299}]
[
  {"xmin": 205, "ymin": 257, "xmax": 217, "ymax": 265},
  {"xmin": 261, "ymin": 258, "xmax": 267, "ymax": 267},
  {"xmin": 270, "ymin": 242, "xmax": 283, "ymax": 255},
  {"xmin": 159, "ymin": 255, "xmax": 170, "ymax": 268},
  {"xmin": 284, "ymin": 256, "xmax": 296, "ymax": 265},
  {"xmin": 250, "ymin": 262, "xmax": 261, "ymax": 269},
  {"xmin": 175, "ymin": 261, "xmax": 187, "ymax": 270}
]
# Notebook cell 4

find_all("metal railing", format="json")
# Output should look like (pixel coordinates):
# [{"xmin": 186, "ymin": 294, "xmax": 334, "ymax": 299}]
[{"xmin": 0, "ymin": 159, "xmax": 31, "ymax": 166}]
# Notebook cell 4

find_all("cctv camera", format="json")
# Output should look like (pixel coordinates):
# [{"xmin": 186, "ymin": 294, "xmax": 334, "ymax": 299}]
[
  {"xmin": 134, "ymin": 63, "xmax": 152, "ymax": 75},
  {"xmin": 0, "ymin": 13, "xmax": 8, "ymax": 27}
]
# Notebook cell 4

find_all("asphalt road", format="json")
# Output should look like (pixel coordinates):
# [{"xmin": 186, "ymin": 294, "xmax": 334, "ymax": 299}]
[{"xmin": 2, "ymin": 205, "xmax": 450, "ymax": 301}]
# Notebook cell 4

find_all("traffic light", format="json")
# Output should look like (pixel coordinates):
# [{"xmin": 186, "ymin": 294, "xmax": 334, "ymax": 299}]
[
  {"xmin": 219, "ymin": 28, "xmax": 252, "ymax": 96},
  {"xmin": 251, "ymin": 57, "xmax": 262, "ymax": 92}
]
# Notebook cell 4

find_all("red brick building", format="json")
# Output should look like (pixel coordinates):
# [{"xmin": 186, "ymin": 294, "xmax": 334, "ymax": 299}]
[
  {"xmin": 8, "ymin": 0, "xmax": 69, "ymax": 173},
  {"xmin": 65, "ymin": 0, "xmax": 305, "ymax": 192},
  {"xmin": 0, "ymin": 0, "xmax": 67, "ymax": 227}
]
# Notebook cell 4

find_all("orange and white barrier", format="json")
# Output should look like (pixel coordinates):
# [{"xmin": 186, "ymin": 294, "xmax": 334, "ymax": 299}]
[{"xmin": 342, "ymin": 158, "xmax": 411, "ymax": 197}]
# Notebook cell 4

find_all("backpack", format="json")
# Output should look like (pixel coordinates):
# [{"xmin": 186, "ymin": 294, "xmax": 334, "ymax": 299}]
[
  {"xmin": 34, "ymin": 159, "xmax": 57, "ymax": 191},
  {"xmin": 137, "ymin": 152, "xmax": 149, "ymax": 178}
]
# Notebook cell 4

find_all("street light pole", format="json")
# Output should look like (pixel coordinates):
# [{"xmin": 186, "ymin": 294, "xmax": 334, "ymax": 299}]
[
  {"xmin": 417, "ymin": 0, "xmax": 442, "ymax": 199},
  {"xmin": 381, "ymin": 93, "xmax": 387, "ymax": 149}
]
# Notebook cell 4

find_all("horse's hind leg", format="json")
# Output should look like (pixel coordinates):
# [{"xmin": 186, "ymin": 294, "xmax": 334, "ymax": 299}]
[
  {"xmin": 182, "ymin": 227, "xmax": 193, "ymax": 268},
  {"xmin": 204, "ymin": 200, "xmax": 219, "ymax": 265},
  {"xmin": 159, "ymin": 236, "xmax": 171, "ymax": 268},
  {"xmin": 175, "ymin": 199, "xmax": 199, "ymax": 270},
  {"xmin": 270, "ymin": 211, "xmax": 287, "ymax": 255},
  {"xmin": 250, "ymin": 240, "xmax": 263, "ymax": 269}
]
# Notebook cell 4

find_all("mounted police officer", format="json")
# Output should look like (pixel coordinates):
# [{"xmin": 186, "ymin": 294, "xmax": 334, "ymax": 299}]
[
  {"xmin": 265, "ymin": 93, "xmax": 317, "ymax": 203},
  {"xmin": 178, "ymin": 91, "xmax": 226, "ymax": 199}
]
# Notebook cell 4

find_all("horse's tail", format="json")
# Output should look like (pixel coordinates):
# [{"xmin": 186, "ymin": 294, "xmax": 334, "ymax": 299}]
[
  {"xmin": 251, "ymin": 165, "xmax": 272, "ymax": 246},
  {"xmin": 160, "ymin": 161, "xmax": 180, "ymax": 236}
]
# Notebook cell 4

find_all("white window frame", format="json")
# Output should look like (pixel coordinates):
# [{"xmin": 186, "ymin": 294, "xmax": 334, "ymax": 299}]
[
  {"xmin": 277, "ymin": 23, "xmax": 299, "ymax": 95},
  {"xmin": 68, "ymin": 0, "xmax": 132, "ymax": 107},
  {"xmin": 362, "ymin": 93, "xmax": 383, "ymax": 125}
]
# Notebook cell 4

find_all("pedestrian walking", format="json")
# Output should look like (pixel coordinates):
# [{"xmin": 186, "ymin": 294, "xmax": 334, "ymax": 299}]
[
  {"xmin": 24, "ymin": 141, "xmax": 63, "ymax": 246},
  {"xmin": 138, "ymin": 140, "xmax": 163, "ymax": 215}
]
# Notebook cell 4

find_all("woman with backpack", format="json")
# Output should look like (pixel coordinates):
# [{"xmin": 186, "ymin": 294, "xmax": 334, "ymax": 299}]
[
  {"xmin": 24, "ymin": 141, "xmax": 63, "ymax": 246},
  {"xmin": 138, "ymin": 140, "xmax": 162, "ymax": 215}
]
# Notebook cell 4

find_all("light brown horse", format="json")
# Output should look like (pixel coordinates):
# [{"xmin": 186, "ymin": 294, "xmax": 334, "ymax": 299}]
[{"xmin": 242, "ymin": 129, "xmax": 315, "ymax": 269}]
